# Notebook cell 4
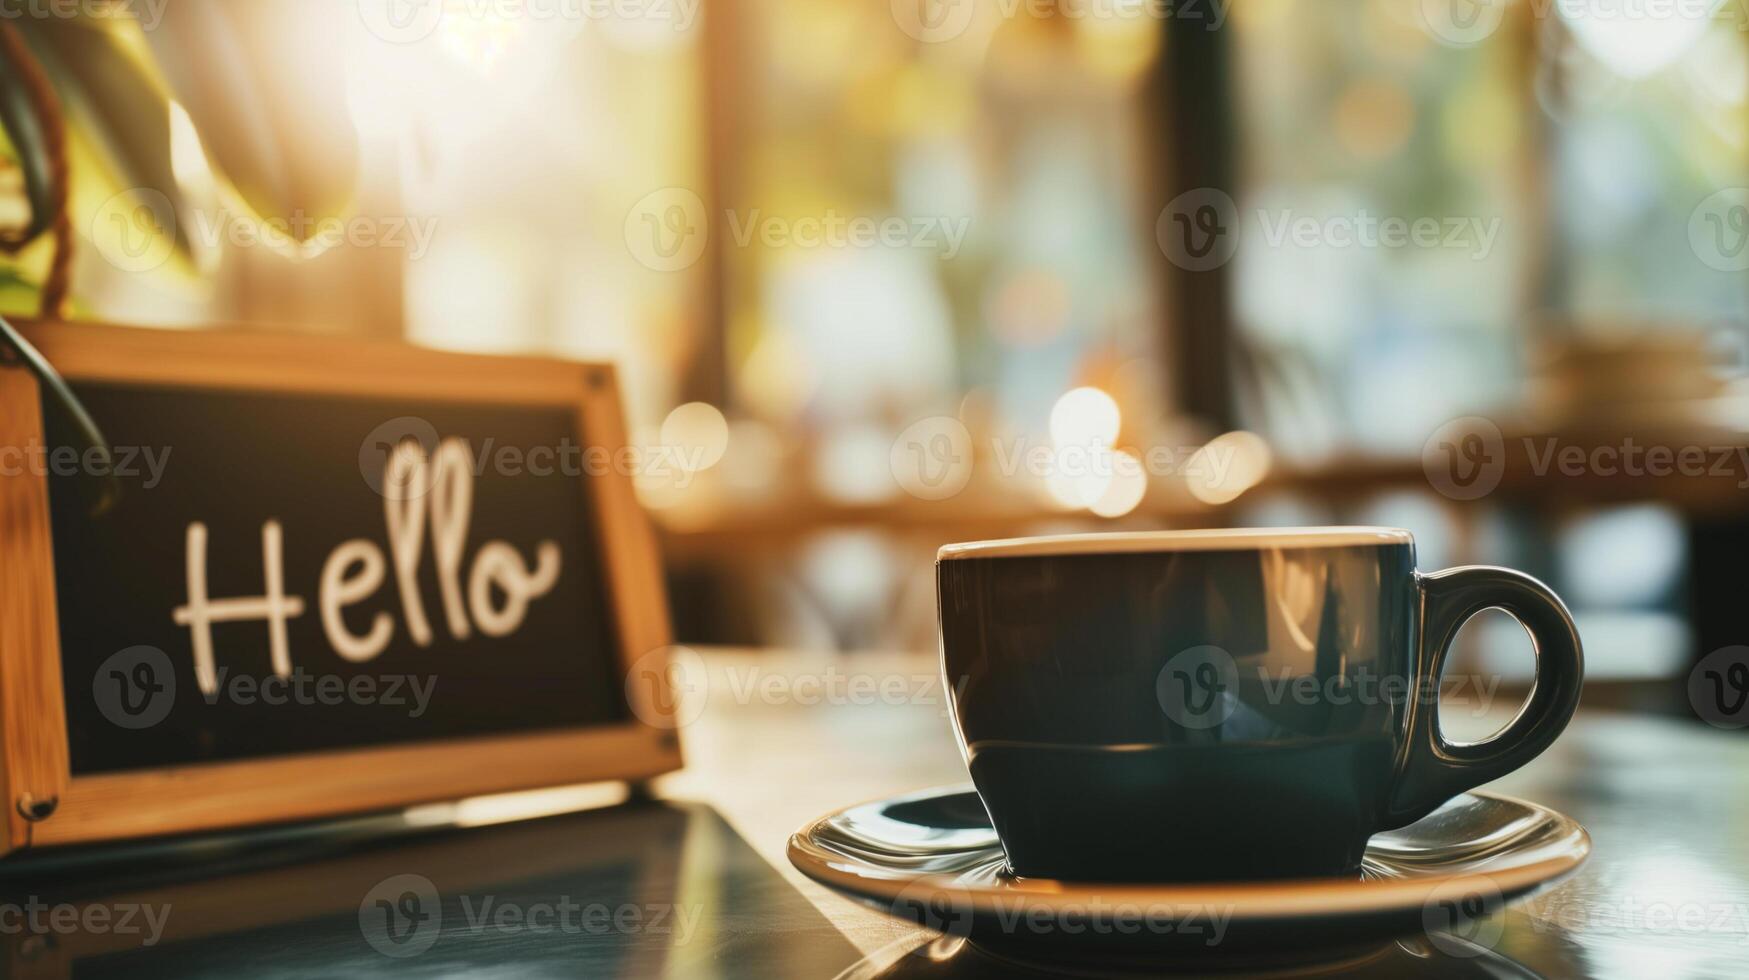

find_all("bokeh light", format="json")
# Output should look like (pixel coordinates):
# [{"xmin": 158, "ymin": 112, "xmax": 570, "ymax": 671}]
[
  {"xmin": 1049, "ymin": 387, "xmax": 1122, "ymax": 451},
  {"xmin": 1186, "ymin": 431, "xmax": 1273, "ymax": 505},
  {"xmin": 1090, "ymin": 449, "xmax": 1148, "ymax": 518},
  {"xmin": 661, "ymin": 402, "xmax": 730, "ymax": 471}
]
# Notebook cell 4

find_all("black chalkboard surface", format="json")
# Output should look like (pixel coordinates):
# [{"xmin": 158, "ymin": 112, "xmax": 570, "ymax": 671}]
[
  {"xmin": 0, "ymin": 323, "xmax": 681, "ymax": 855},
  {"xmin": 46, "ymin": 384, "xmax": 627, "ymax": 775}
]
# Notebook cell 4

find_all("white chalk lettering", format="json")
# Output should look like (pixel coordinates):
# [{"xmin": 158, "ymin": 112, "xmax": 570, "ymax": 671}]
[
  {"xmin": 319, "ymin": 539, "xmax": 393, "ymax": 662},
  {"xmin": 172, "ymin": 436, "xmax": 563, "ymax": 687},
  {"xmin": 172, "ymin": 520, "xmax": 308, "ymax": 696}
]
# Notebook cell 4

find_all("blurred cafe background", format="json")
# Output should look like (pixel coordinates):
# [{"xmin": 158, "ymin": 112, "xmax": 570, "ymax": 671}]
[{"xmin": 4, "ymin": 0, "xmax": 1749, "ymax": 722}]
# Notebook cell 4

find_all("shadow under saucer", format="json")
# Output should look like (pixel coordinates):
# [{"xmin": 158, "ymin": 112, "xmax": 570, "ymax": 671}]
[{"xmin": 839, "ymin": 933, "xmax": 1545, "ymax": 979}]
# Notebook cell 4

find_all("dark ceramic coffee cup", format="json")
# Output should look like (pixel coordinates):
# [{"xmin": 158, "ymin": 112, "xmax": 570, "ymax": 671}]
[{"xmin": 937, "ymin": 527, "xmax": 1583, "ymax": 883}]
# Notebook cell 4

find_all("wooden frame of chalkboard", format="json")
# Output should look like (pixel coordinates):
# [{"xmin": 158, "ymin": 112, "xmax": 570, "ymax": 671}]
[{"xmin": 0, "ymin": 321, "xmax": 683, "ymax": 855}]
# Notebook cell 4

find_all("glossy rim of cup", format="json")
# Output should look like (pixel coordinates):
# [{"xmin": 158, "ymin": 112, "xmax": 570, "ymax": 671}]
[{"xmin": 937, "ymin": 527, "xmax": 1414, "ymax": 561}]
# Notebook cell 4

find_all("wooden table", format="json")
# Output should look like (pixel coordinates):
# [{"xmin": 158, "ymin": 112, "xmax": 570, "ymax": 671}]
[{"xmin": 2, "ymin": 647, "xmax": 1745, "ymax": 977}]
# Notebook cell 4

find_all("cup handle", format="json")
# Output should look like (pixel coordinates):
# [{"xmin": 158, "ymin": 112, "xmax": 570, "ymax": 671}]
[{"xmin": 1383, "ymin": 566, "xmax": 1584, "ymax": 829}]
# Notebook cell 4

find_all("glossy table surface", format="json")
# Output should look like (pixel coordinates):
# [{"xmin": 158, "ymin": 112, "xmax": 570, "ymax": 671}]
[
  {"xmin": 660, "ymin": 650, "xmax": 1749, "ymax": 979},
  {"xmin": 2, "ymin": 648, "xmax": 1744, "ymax": 978}
]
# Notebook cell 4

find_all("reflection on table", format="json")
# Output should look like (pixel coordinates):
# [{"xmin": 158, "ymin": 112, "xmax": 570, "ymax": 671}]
[
  {"xmin": 0, "ymin": 796, "xmax": 859, "ymax": 978},
  {"xmin": 2, "ymin": 649, "xmax": 1746, "ymax": 978}
]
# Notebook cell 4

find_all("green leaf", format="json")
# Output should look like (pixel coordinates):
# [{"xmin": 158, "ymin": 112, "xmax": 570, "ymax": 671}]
[
  {"xmin": 0, "ymin": 24, "xmax": 56, "ymax": 247},
  {"xmin": 144, "ymin": 0, "xmax": 359, "ymax": 240},
  {"xmin": 17, "ymin": 15, "xmax": 193, "ymax": 259}
]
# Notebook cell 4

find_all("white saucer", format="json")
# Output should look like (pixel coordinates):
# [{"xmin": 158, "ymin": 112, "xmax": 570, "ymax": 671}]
[{"xmin": 789, "ymin": 785, "xmax": 1590, "ymax": 954}]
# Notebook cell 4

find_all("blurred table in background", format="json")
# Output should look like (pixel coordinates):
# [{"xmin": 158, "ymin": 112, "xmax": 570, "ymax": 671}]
[
  {"xmin": 657, "ymin": 415, "xmax": 1749, "ymax": 556},
  {"xmin": 658, "ymin": 416, "xmax": 1749, "ymax": 721}
]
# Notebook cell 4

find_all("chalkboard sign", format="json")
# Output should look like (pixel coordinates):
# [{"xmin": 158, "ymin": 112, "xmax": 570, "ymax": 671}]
[{"xmin": 0, "ymin": 323, "xmax": 682, "ymax": 855}]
